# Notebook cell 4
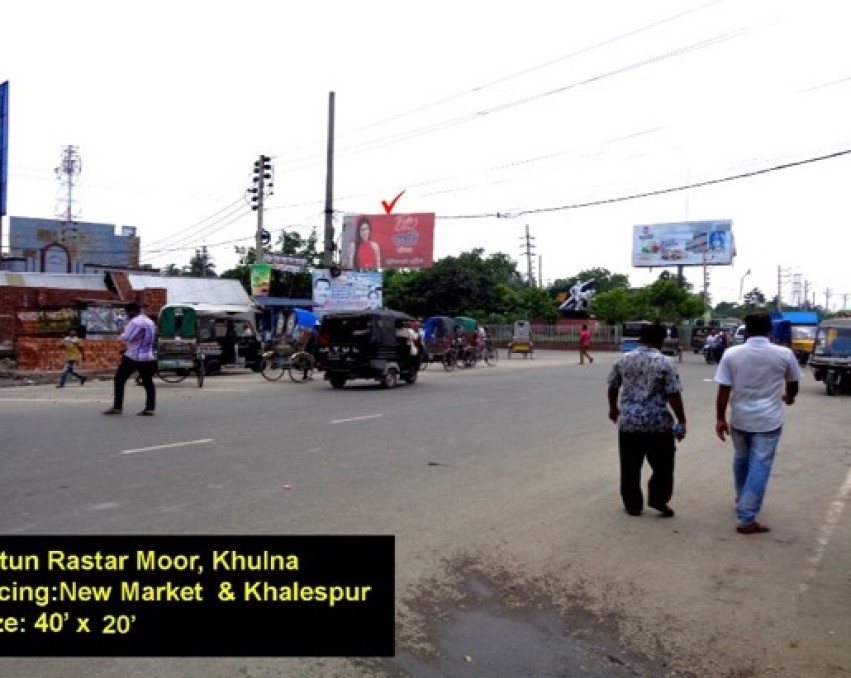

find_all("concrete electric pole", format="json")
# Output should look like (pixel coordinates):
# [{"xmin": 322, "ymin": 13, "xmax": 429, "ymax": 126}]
[{"xmin": 250, "ymin": 155, "xmax": 273, "ymax": 263}]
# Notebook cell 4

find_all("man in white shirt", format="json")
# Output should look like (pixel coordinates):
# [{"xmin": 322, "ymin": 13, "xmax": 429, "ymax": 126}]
[{"xmin": 714, "ymin": 313, "xmax": 802, "ymax": 534}]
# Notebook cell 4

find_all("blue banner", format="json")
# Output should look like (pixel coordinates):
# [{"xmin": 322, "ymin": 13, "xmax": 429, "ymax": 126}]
[{"xmin": 0, "ymin": 81, "xmax": 8, "ymax": 216}]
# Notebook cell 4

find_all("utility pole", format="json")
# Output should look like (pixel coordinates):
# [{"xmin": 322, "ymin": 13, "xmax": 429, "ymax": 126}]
[
  {"xmin": 323, "ymin": 91, "xmax": 336, "ymax": 268},
  {"xmin": 803, "ymin": 279, "xmax": 810, "ymax": 310},
  {"xmin": 250, "ymin": 155, "xmax": 273, "ymax": 263},
  {"xmin": 824, "ymin": 287, "xmax": 832, "ymax": 311},
  {"xmin": 519, "ymin": 224, "xmax": 536, "ymax": 286}
]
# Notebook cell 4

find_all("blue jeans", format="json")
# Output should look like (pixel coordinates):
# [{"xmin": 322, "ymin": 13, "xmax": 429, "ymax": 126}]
[
  {"xmin": 59, "ymin": 360, "xmax": 84, "ymax": 387},
  {"xmin": 731, "ymin": 426, "xmax": 782, "ymax": 524}
]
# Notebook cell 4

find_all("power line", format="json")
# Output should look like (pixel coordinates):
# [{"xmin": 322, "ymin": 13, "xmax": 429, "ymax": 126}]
[
  {"xmin": 439, "ymin": 146, "xmax": 851, "ymax": 219},
  {"xmin": 265, "ymin": 0, "xmax": 724, "ymax": 164}
]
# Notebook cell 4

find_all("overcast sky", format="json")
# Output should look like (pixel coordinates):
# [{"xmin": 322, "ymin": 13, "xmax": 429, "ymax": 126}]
[{"xmin": 3, "ymin": 0, "xmax": 851, "ymax": 309}]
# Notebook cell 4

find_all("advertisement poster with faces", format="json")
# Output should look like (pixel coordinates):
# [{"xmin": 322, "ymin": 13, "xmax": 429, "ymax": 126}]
[
  {"xmin": 632, "ymin": 220, "xmax": 735, "ymax": 267},
  {"xmin": 340, "ymin": 213, "xmax": 435, "ymax": 270},
  {"xmin": 311, "ymin": 270, "xmax": 383, "ymax": 316}
]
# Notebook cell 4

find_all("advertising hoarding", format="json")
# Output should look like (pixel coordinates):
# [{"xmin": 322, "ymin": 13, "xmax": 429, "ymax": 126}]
[
  {"xmin": 632, "ymin": 220, "xmax": 735, "ymax": 267},
  {"xmin": 312, "ymin": 270, "xmax": 383, "ymax": 316},
  {"xmin": 340, "ymin": 213, "xmax": 434, "ymax": 270}
]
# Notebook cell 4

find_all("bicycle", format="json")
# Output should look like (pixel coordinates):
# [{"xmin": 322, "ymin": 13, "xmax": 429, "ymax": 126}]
[{"xmin": 476, "ymin": 341, "xmax": 499, "ymax": 367}]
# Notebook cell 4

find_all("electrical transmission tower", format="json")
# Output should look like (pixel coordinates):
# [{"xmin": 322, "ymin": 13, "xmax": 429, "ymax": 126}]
[
  {"xmin": 519, "ymin": 225, "xmax": 536, "ymax": 286},
  {"xmin": 54, "ymin": 145, "xmax": 82, "ymax": 243}
]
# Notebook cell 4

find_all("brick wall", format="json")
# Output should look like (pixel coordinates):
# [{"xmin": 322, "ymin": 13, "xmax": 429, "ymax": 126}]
[
  {"xmin": 17, "ymin": 337, "xmax": 124, "ymax": 372},
  {"xmin": 1, "ymin": 275, "xmax": 168, "ymax": 371}
]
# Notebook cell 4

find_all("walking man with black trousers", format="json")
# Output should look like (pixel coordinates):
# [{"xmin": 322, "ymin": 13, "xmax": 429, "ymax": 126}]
[
  {"xmin": 607, "ymin": 323, "xmax": 687, "ymax": 517},
  {"xmin": 104, "ymin": 302, "xmax": 157, "ymax": 417}
]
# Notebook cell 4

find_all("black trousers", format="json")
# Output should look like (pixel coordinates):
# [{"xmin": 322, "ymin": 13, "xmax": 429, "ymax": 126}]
[
  {"xmin": 618, "ymin": 431, "xmax": 676, "ymax": 512},
  {"xmin": 113, "ymin": 356, "xmax": 156, "ymax": 411}
]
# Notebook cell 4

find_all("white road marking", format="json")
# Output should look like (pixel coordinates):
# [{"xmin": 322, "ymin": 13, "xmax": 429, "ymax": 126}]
[
  {"xmin": 798, "ymin": 465, "xmax": 851, "ymax": 593},
  {"xmin": 120, "ymin": 438, "xmax": 214, "ymax": 455},
  {"xmin": 331, "ymin": 414, "xmax": 383, "ymax": 424},
  {"xmin": 0, "ymin": 398, "xmax": 109, "ymax": 403}
]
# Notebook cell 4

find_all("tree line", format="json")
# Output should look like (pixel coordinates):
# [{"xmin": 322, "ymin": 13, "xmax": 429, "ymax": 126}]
[{"xmin": 159, "ymin": 231, "xmax": 814, "ymax": 324}]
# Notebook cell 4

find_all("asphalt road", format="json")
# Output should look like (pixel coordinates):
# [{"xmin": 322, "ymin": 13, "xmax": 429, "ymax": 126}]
[{"xmin": 0, "ymin": 350, "xmax": 849, "ymax": 677}]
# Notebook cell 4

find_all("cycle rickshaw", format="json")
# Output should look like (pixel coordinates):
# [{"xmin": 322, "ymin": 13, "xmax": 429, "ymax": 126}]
[
  {"xmin": 507, "ymin": 320, "xmax": 534, "ymax": 359},
  {"xmin": 421, "ymin": 315, "xmax": 458, "ymax": 371},
  {"xmin": 155, "ymin": 303, "xmax": 262, "ymax": 387},
  {"xmin": 259, "ymin": 308, "xmax": 317, "ymax": 383}
]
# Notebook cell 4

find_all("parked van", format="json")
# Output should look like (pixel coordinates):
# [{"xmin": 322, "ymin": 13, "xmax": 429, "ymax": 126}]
[{"xmin": 733, "ymin": 325, "xmax": 746, "ymax": 345}]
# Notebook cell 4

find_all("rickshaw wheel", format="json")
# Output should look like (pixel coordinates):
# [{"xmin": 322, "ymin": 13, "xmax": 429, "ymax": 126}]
[
  {"xmin": 485, "ymin": 347, "xmax": 499, "ymax": 366},
  {"xmin": 382, "ymin": 368, "xmax": 398, "ymax": 389},
  {"xmin": 158, "ymin": 369, "xmax": 188, "ymax": 384},
  {"xmin": 442, "ymin": 350, "xmax": 456, "ymax": 372},
  {"xmin": 403, "ymin": 369, "xmax": 418, "ymax": 384},
  {"xmin": 288, "ymin": 352, "xmax": 315, "ymax": 384},
  {"xmin": 826, "ymin": 382, "xmax": 837, "ymax": 396},
  {"xmin": 330, "ymin": 375, "xmax": 347, "ymax": 389},
  {"xmin": 260, "ymin": 356, "xmax": 286, "ymax": 381}
]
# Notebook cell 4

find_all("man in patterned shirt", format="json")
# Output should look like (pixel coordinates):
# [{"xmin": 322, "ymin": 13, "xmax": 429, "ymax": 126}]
[
  {"xmin": 607, "ymin": 323, "xmax": 687, "ymax": 517},
  {"xmin": 104, "ymin": 302, "xmax": 157, "ymax": 416}
]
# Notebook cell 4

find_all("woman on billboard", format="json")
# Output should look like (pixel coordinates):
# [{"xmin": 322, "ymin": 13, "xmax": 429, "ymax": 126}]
[{"xmin": 349, "ymin": 216, "xmax": 382, "ymax": 270}]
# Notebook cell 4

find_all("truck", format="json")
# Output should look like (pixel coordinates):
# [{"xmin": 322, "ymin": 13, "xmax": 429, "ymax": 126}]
[{"xmin": 770, "ymin": 311, "xmax": 819, "ymax": 365}]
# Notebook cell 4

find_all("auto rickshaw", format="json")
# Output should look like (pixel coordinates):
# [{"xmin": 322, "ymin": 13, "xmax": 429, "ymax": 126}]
[
  {"xmin": 809, "ymin": 318, "xmax": 851, "ymax": 395},
  {"xmin": 507, "ymin": 320, "xmax": 534, "ymax": 359},
  {"xmin": 315, "ymin": 309, "xmax": 421, "ymax": 389}
]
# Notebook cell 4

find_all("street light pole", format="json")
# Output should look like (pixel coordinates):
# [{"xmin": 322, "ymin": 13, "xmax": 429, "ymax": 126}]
[{"xmin": 739, "ymin": 269, "xmax": 751, "ymax": 303}]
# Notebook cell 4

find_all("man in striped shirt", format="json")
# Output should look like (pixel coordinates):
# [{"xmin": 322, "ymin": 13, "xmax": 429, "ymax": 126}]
[{"xmin": 104, "ymin": 302, "xmax": 157, "ymax": 416}]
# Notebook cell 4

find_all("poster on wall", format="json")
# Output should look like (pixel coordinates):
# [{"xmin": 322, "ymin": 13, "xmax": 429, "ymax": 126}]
[
  {"xmin": 15, "ymin": 308, "xmax": 77, "ymax": 335},
  {"xmin": 340, "ymin": 213, "xmax": 434, "ymax": 270},
  {"xmin": 250, "ymin": 264, "xmax": 273, "ymax": 296},
  {"xmin": 311, "ymin": 270, "xmax": 383, "ymax": 316},
  {"xmin": 632, "ymin": 220, "xmax": 735, "ymax": 267},
  {"xmin": 80, "ymin": 306, "xmax": 126, "ymax": 337}
]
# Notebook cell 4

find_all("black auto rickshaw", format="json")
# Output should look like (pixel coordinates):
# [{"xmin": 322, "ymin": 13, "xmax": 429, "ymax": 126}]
[
  {"xmin": 314, "ymin": 309, "xmax": 421, "ymax": 389},
  {"xmin": 809, "ymin": 318, "xmax": 851, "ymax": 395}
]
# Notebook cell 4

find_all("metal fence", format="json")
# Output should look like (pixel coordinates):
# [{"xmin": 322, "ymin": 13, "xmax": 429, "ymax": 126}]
[{"xmin": 485, "ymin": 324, "xmax": 695, "ymax": 347}]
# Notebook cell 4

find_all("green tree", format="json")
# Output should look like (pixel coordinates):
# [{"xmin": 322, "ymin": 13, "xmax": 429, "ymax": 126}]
[
  {"xmin": 589, "ymin": 288, "xmax": 648, "ymax": 324},
  {"xmin": 713, "ymin": 300, "xmax": 745, "ymax": 319},
  {"xmin": 161, "ymin": 263, "xmax": 181, "ymax": 277},
  {"xmin": 382, "ymin": 249, "xmax": 524, "ymax": 320},
  {"xmin": 183, "ymin": 249, "xmax": 216, "ymax": 277},
  {"xmin": 220, "ymin": 228, "xmax": 321, "ymax": 297},
  {"xmin": 645, "ymin": 278, "xmax": 705, "ymax": 322},
  {"xmin": 743, "ymin": 287, "xmax": 767, "ymax": 308}
]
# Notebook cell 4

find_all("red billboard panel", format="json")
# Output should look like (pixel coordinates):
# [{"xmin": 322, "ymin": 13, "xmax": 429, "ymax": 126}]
[{"xmin": 341, "ymin": 213, "xmax": 434, "ymax": 270}]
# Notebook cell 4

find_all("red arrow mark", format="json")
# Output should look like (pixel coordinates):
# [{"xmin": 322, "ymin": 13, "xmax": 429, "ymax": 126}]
[{"xmin": 381, "ymin": 190, "xmax": 406, "ymax": 214}]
